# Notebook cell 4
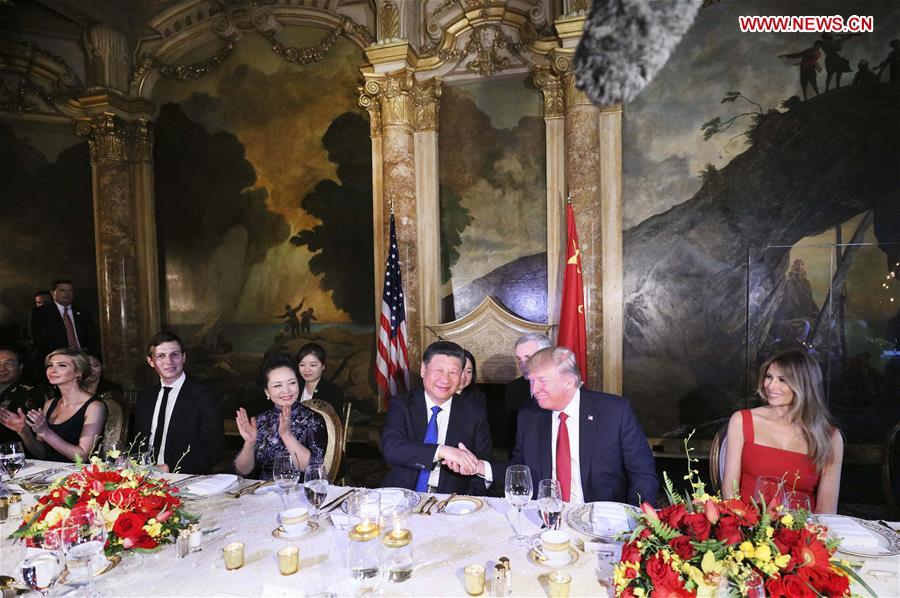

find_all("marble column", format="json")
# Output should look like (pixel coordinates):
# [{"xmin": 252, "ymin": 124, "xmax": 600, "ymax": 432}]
[
  {"xmin": 413, "ymin": 78, "xmax": 441, "ymax": 348},
  {"xmin": 598, "ymin": 105, "xmax": 624, "ymax": 395},
  {"xmin": 358, "ymin": 88, "xmax": 386, "ymax": 335},
  {"xmin": 562, "ymin": 71, "xmax": 603, "ymax": 391},
  {"xmin": 533, "ymin": 66, "xmax": 567, "ymax": 327},
  {"xmin": 77, "ymin": 110, "xmax": 159, "ymax": 387},
  {"xmin": 363, "ymin": 69, "xmax": 423, "ymax": 381}
]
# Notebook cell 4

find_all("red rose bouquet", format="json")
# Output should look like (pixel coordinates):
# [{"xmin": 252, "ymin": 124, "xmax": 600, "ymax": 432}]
[
  {"xmin": 10, "ymin": 458, "xmax": 197, "ymax": 556},
  {"xmin": 614, "ymin": 435, "xmax": 873, "ymax": 598}
]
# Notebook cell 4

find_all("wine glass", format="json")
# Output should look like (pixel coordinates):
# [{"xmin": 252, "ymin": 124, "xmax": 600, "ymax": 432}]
[
  {"xmin": 273, "ymin": 451, "xmax": 300, "ymax": 501},
  {"xmin": 0, "ymin": 441, "xmax": 26, "ymax": 480},
  {"xmin": 20, "ymin": 551, "xmax": 64, "ymax": 597},
  {"xmin": 753, "ymin": 476, "xmax": 785, "ymax": 509},
  {"xmin": 784, "ymin": 491, "xmax": 814, "ymax": 523},
  {"xmin": 304, "ymin": 462, "xmax": 329, "ymax": 516},
  {"xmin": 717, "ymin": 571, "xmax": 765, "ymax": 597},
  {"xmin": 61, "ymin": 506, "xmax": 107, "ymax": 597},
  {"xmin": 103, "ymin": 440, "xmax": 126, "ymax": 469},
  {"xmin": 537, "ymin": 478, "xmax": 563, "ymax": 530},
  {"xmin": 504, "ymin": 465, "xmax": 533, "ymax": 545}
]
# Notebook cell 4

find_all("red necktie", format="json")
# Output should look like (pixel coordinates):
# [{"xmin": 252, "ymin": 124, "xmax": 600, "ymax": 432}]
[
  {"xmin": 63, "ymin": 306, "xmax": 79, "ymax": 348},
  {"xmin": 556, "ymin": 412, "xmax": 572, "ymax": 502}
]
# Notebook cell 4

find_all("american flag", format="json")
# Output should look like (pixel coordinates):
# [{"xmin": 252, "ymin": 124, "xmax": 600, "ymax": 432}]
[{"xmin": 375, "ymin": 213, "xmax": 410, "ymax": 404}]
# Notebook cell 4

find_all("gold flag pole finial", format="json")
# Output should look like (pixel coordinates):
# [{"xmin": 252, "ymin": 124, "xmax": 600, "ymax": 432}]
[{"xmin": 566, "ymin": 192, "xmax": 573, "ymax": 205}]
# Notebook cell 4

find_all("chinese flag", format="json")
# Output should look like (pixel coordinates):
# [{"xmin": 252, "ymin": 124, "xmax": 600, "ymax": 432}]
[{"xmin": 557, "ymin": 202, "xmax": 588, "ymax": 383}]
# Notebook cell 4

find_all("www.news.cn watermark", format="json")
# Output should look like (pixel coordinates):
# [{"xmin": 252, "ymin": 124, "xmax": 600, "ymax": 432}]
[{"xmin": 739, "ymin": 15, "xmax": 874, "ymax": 33}]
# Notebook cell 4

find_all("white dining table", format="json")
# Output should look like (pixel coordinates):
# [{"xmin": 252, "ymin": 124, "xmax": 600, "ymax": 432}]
[{"xmin": 2, "ymin": 461, "xmax": 899, "ymax": 597}]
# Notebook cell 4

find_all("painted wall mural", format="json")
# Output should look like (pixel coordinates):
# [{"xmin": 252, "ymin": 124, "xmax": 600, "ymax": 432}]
[
  {"xmin": 152, "ymin": 29, "xmax": 375, "ymax": 415},
  {"xmin": 0, "ymin": 119, "xmax": 97, "ymax": 349},
  {"xmin": 622, "ymin": 0, "xmax": 900, "ymax": 439},
  {"xmin": 438, "ymin": 76, "xmax": 547, "ymax": 324}
]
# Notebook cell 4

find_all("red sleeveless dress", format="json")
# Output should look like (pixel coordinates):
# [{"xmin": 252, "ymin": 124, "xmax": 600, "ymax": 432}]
[{"xmin": 738, "ymin": 410, "xmax": 819, "ymax": 510}]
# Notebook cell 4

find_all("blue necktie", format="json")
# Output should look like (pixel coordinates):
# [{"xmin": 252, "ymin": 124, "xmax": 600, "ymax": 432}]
[{"xmin": 415, "ymin": 406, "xmax": 442, "ymax": 492}]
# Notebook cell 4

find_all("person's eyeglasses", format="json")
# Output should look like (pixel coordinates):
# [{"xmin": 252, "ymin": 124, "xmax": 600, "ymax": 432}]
[{"xmin": 0, "ymin": 360, "xmax": 19, "ymax": 368}]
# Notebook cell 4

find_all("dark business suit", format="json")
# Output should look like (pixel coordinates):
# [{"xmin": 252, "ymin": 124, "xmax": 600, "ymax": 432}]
[
  {"xmin": 381, "ymin": 389, "xmax": 493, "ymax": 495},
  {"xmin": 134, "ymin": 376, "xmax": 225, "ymax": 475},
  {"xmin": 29, "ymin": 303, "xmax": 98, "ymax": 375},
  {"xmin": 491, "ymin": 389, "xmax": 658, "ymax": 506},
  {"xmin": 503, "ymin": 376, "xmax": 531, "ymax": 450}
]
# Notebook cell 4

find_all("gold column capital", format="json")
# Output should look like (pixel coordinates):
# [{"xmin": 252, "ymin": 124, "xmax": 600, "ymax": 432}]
[
  {"xmin": 360, "ymin": 69, "xmax": 416, "ymax": 128},
  {"xmin": 562, "ymin": 71, "xmax": 593, "ymax": 109},
  {"xmin": 358, "ymin": 78, "xmax": 383, "ymax": 138},
  {"xmin": 77, "ymin": 112, "xmax": 155, "ymax": 162},
  {"xmin": 532, "ymin": 66, "xmax": 565, "ymax": 119},
  {"xmin": 413, "ymin": 77, "xmax": 442, "ymax": 131}
]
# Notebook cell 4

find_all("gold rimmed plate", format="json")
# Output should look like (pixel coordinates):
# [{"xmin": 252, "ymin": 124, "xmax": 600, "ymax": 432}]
[
  {"xmin": 441, "ymin": 496, "xmax": 484, "ymax": 516},
  {"xmin": 58, "ymin": 553, "xmax": 121, "ymax": 583},
  {"xmin": 527, "ymin": 547, "xmax": 579, "ymax": 569},
  {"xmin": 271, "ymin": 521, "xmax": 319, "ymax": 539}
]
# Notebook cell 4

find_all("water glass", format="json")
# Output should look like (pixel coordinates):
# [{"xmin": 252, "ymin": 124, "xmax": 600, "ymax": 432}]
[
  {"xmin": 304, "ymin": 462, "xmax": 329, "ymax": 515},
  {"xmin": 20, "ymin": 551, "xmax": 63, "ymax": 597},
  {"xmin": 753, "ymin": 476, "xmax": 785, "ymax": 509},
  {"xmin": 61, "ymin": 506, "xmax": 107, "ymax": 597},
  {"xmin": 537, "ymin": 479, "xmax": 563, "ymax": 530},
  {"xmin": 504, "ymin": 465, "xmax": 533, "ymax": 546},
  {"xmin": 103, "ymin": 440, "xmax": 126, "ymax": 469},
  {"xmin": 0, "ymin": 441, "xmax": 26, "ymax": 479},
  {"xmin": 273, "ymin": 451, "xmax": 300, "ymax": 496}
]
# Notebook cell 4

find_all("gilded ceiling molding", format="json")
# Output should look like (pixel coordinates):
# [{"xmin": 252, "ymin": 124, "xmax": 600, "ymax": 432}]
[
  {"xmin": 133, "ymin": 1, "xmax": 374, "ymax": 98},
  {"xmin": 380, "ymin": 1, "xmax": 401, "ymax": 40},
  {"xmin": 413, "ymin": 78, "xmax": 442, "ymax": 131},
  {"xmin": 0, "ymin": 39, "xmax": 84, "ymax": 116}
]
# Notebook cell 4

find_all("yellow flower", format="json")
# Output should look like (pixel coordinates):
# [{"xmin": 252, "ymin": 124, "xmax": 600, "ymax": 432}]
[
  {"xmin": 101, "ymin": 504, "xmax": 121, "ymax": 533},
  {"xmin": 765, "ymin": 526, "xmax": 774, "ymax": 538},
  {"xmin": 633, "ymin": 589, "xmax": 647, "ymax": 598},
  {"xmin": 754, "ymin": 544, "xmax": 772, "ymax": 562},
  {"xmin": 701, "ymin": 550, "xmax": 723, "ymax": 575},
  {"xmin": 43, "ymin": 506, "xmax": 71, "ymax": 528},
  {"xmin": 740, "ymin": 542, "xmax": 755, "ymax": 558},
  {"xmin": 780, "ymin": 514, "xmax": 794, "ymax": 527},
  {"xmin": 143, "ymin": 518, "xmax": 163, "ymax": 538},
  {"xmin": 775, "ymin": 553, "xmax": 791, "ymax": 568},
  {"xmin": 107, "ymin": 449, "xmax": 121, "ymax": 459}
]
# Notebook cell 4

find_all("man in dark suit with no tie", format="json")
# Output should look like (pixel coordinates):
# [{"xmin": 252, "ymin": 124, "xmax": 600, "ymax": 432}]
[
  {"xmin": 381, "ymin": 341, "xmax": 493, "ymax": 495},
  {"xmin": 459, "ymin": 346, "xmax": 658, "ymax": 505},
  {"xmin": 134, "ymin": 332, "xmax": 224, "ymax": 474}
]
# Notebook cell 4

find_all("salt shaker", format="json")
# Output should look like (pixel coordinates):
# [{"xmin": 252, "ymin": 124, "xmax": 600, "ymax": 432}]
[
  {"xmin": 176, "ymin": 528, "xmax": 190, "ymax": 558},
  {"xmin": 491, "ymin": 564, "xmax": 507, "ymax": 597},
  {"xmin": 498, "ymin": 556, "xmax": 511, "ymax": 595},
  {"xmin": 189, "ymin": 523, "xmax": 203, "ymax": 552}
]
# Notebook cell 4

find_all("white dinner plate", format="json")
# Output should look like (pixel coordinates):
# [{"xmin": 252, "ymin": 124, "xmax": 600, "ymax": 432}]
[
  {"xmin": 172, "ymin": 474, "xmax": 243, "ymax": 500},
  {"xmin": 565, "ymin": 502, "xmax": 639, "ymax": 540},
  {"xmin": 442, "ymin": 496, "xmax": 483, "ymax": 515},
  {"xmin": 340, "ymin": 487, "xmax": 421, "ymax": 514},
  {"xmin": 821, "ymin": 515, "xmax": 900, "ymax": 558}
]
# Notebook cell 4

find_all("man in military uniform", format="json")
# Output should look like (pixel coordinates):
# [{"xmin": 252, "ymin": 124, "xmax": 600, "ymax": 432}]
[{"xmin": 0, "ymin": 345, "xmax": 45, "ymax": 451}]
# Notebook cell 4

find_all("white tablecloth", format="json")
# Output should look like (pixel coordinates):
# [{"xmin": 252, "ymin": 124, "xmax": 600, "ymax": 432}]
[{"xmin": 2, "ymin": 462, "xmax": 899, "ymax": 597}]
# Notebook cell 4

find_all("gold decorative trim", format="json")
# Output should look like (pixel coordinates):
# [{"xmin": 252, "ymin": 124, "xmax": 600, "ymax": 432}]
[
  {"xmin": 380, "ymin": 70, "xmax": 415, "ymax": 126},
  {"xmin": 0, "ymin": 39, "xmax": 84, "ymax": 115},
  {"xmin": 263, "ymin": 26, "xmax": 341, "ymax": 65},
  {"xmin": 413, "ymin": 78, "xmax": 442, "ymax": 131},
  {"xmin": 532, "ymin": 66, "xmax": 564, "ymax": 118},
  {"xmin": 380, "ymin": 1, "xmax": 401, "ymax": 40},
  {"xmin": 358, "ymin": 78, "xmax": 383, "ymax": 138},
  {"xmin": 131, "ymin": 40, "xmax": 235, "ymax": 89},
  {"xmin": 76, "ymin": 112, "xmax": 155, "ymax": 163}
]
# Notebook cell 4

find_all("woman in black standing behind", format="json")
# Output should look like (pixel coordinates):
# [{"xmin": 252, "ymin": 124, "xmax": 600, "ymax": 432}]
[{"xmin": 296, "ymin": 343, "xmax": 345, "ymax": 416}]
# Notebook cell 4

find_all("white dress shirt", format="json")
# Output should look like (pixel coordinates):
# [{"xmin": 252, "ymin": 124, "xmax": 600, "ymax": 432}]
[
  {"xmin": 424, "ymin": 392, "xmax": 453, "ymax": 488},
  {"xmin": 55, "ymin": 302, "xmax": 81, "ymax": 347},
  {"xmin": 149, "ymin": 372, "xmax": 186, "ymax": 465},
  {"xmin": 551, "ymin": 389, "xmax": 585, "ymax": 504}
]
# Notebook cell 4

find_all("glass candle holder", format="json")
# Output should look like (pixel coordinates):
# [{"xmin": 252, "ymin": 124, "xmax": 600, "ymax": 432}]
[
  {"xmin": 547, "ymin": 571, "xmax": 571, "ymax": 598},
  {"xmin": 222, "ymin": 542, "xmax": 244, "ymax": 571},
  {"xmin": 278, "ymin": 546, "xmax": 299, "ymax": 576},
  {"xmin": 464, "ymin": 564, "xmax": 486, "ymax": 596},
  {"xmin": 348, "ymin": 490, "xmax": 382, "ymax": 535}
]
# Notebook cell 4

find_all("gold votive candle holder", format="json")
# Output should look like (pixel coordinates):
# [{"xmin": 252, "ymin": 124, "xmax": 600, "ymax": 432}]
[
  {"xmin": 222, "ymin": 542, "xmax": 245, "ymax": 570},
  {"xmin": 548, "ymin": 571, "xmax": 571, "ymax": 598},
  {"xmin": 464, "ymin": 563, "xmax": 486, "ymax": 595},
  {"xmin": 278, "ymin": 546, "xmax": 299, "ymax": 575}
]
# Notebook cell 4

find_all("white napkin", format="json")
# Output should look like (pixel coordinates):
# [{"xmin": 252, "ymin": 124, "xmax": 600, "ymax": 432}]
[
  {"xmin": 184, "ymin": 474, "xmax": 237, "ymax": 496},
  {"xmin": 379, "ymin": 488, "xmax": 405, "ymax": 509},
  {"xmin": 330, "ymin": 512, "xmax": 352, "ymax": 530},
  {"xmin": 591, "ymin": 503, "xmax": 631, "ymax": 535},
  {"xmin": 819, "ymin": 516, "xmax": 882, "ymax": 549}
]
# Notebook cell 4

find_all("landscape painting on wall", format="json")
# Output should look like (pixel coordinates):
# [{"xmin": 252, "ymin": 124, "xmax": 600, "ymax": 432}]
[
  {"xmin": 438, "ymin": 76, "xmax": 548, "ymax": 325},
  {"xmin": 0, "ymin": 119, "xmax": 97, "ymax": 353},
  {"xmin": 152, "ymin": 28, "xmax": 375, "ymax": 417},
  {"xmin": 621, "ymin": 0, "xmax": 900, "ymax": 439}
]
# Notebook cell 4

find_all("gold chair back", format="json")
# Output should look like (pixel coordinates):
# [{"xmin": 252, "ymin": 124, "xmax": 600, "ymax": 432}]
[
  {"xmin": 709, "ymin": 425, "xmax": 728, "ymax": 495},
  {"xmin": 304, "ymin": 399, "xmax": 343, "ymax": 483},
  {"xmin": 100, "ymin": 391, "xmax": 128, "ymax": 445}
]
